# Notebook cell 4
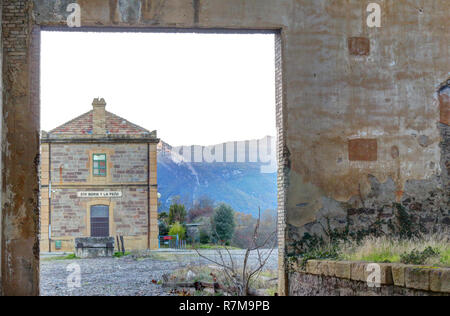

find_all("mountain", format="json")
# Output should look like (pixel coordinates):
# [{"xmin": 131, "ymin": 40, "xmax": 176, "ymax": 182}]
[{"xmin": 157, "ymin": 136, "xmax": 277, "ymax": 217}]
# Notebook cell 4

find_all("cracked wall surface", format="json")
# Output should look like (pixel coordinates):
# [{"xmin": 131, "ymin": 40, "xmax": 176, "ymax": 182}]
[{"xmin": 1, "ymin": 0, "xmax": 449, "ymax": 296}]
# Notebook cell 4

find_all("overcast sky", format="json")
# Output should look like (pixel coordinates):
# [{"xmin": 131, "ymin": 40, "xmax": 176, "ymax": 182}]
[{"xmin": 41, "ymin": 31, "xmax": 276, "ymax": 147}]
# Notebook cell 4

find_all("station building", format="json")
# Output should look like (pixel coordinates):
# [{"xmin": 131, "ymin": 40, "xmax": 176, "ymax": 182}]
[{"xmin": 40, "ymin": 98, "xmax": 159, "ymax": 252}]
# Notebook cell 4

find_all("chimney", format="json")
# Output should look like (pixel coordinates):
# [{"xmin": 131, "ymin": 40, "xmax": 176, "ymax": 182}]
[{"xmin": 92, "ymin": 98, "xmax": 106, "ymax": 135}]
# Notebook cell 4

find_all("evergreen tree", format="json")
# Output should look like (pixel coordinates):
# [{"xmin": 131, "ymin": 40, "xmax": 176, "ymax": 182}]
[
  {"xmin": 212, "ymin": 203, "xmax": 236, "ymax": 243},
  {"xmin": 168, "ymin": 202, "xmax": 187, "ymax": 224}
]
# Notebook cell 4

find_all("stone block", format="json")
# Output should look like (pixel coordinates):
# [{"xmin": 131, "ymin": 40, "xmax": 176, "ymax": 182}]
[
  {"xmin": 391, "ymin": 264, "xmax": 406, "ymax": 287},
  {"xmin": 335, "ymin": 261, "xmax": 351, "ymax": 279},
  {"xmin": 305, "ymin": 260, "xmax": 320, "ymax": 275},
  {"xmin": 75, "ymin": 237, "xmax": 115, "ymax": 258},
  {"xmin": 430, "ymin": 268, "xmax": 450, "ymax": 293},
  {"xmin": 351, "ymin": 262, "xmax": 367, "ymax": 282},
  {"xmin": 405, "ymin": 267, "xmax": 430, "ymax": 291},
  {"xmin": 378, "ymin": 263, "xmax": 393, "ymax": 285},
  {"xmin": 318, "ymin": 260, "xmax": 336, "ymax": 277}
]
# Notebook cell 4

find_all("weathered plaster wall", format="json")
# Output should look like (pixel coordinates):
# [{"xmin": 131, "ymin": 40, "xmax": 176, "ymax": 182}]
[
  {"xmin": 1, "ymin": 0, "xmax": 39, "ymax": 296},
  {"xmin": 0, "ymin": 0, "xmax": 3, "ymax": 295},
  {"xmin": 1, "ymin": 0, "xmax": 448, "ymax": 296}
]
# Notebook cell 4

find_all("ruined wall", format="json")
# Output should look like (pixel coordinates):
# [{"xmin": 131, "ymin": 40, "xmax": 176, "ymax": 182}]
[
  {"xmin": 1, "ymin": 0, "xmax": 39, "ymax": 296},
  {"xmin": 0, "ymin": 0, "xmax": 3, "ymax": 295},
  {"xmin": 1, "ymin": 0, "xmax": 448, "ymax": 295}
]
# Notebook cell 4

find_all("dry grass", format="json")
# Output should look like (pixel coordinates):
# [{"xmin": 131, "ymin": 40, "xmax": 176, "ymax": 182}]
[
  {"xmin": 165, "ymin": 265, "xmax": 278, "ymax": 296},
  {"xmin": 339, "ymin": 234, "xmax": 449, "ymax": 267}
]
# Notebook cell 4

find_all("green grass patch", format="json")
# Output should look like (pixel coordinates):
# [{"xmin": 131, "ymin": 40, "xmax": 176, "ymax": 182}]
[
  {"xmin": 42, "ymin": 253, "xmax": 79, "ymax": 261},
  {"xmin": 339, "ymin": 235, "xmax": 449, "ymax": 267},
  {"xmin": 113, "ymin": 252, "xmax": 131, "ymax": 258},
  {"xmin": 188, "ymin": 244, "xmax": 241, "ymax": 250}
]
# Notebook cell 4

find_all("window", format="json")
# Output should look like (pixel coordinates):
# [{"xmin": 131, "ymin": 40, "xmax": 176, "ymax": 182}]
[
  {"xmin": 90, "ymin": 205, "xmax": 109, "ymax": 237},
  {"xmin": 93, "ymin": 153, "xmax": 107, "ymax": 176}
]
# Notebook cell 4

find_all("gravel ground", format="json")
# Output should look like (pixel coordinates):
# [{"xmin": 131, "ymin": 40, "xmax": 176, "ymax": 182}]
[{"xmin": 40, "ymin": 249, "xmax": 278, "ymax": 296}]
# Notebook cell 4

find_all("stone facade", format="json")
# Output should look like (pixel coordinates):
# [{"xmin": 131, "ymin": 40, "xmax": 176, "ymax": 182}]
[{"xmin": 40, "ymin": 98, "xmax": 159, "ymax": 253}]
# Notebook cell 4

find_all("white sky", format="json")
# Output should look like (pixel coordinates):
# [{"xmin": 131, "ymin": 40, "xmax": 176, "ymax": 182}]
[{"xmin": 41, "ymin": 31, "xmax": 276, "ymax": 147}]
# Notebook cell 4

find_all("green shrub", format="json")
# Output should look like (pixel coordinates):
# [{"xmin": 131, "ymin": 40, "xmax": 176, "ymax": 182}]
[
  {"xmin": 400, "ymin": 246, "xmax": 440, "ymax": 265},
  {"xmin": 299, "ymin": 246, "xmax": 340, "ymax": 269},
  {"xmin": 169, "ymin": 222, "xmax": 186, "ymax": 240},
  {"xmin": 159, "ymin": 221, "xmax": 169, "ymax": 236},
  {"xmin": 199, "ymin": 229, "xmax": 210, "ymax": 244}
]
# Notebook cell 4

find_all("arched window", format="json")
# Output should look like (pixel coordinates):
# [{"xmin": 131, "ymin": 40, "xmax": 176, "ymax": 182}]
[{"xmin": 90, "ymin": 205, "xmax": 109, "ymax": 237}]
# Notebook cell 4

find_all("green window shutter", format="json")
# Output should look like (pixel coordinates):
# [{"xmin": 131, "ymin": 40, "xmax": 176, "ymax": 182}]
[{"xmin": 93, "ymin": 153, "xmax": 107, "ymax": 177}]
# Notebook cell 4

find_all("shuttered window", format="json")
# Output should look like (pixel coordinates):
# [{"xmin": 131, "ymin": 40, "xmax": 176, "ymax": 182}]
[{"xmin": 93, "ymin": 153, "xmax": 107, "ymax": 176}]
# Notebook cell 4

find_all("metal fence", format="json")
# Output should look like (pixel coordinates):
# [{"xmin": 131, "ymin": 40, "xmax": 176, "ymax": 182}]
[{"xmin": 158, "ymin": 235, "xmax": 187, "ymax": 249}]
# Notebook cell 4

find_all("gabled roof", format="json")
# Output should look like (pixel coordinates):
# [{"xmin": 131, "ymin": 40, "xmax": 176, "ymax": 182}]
[{"xmin": 48, "ymin": 110, "xmax": 151, "ymax": 136}]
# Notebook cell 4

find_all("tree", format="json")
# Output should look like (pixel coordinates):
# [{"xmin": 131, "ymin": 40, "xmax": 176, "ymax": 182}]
[
  {"xmin": 232, "ymin": 212, "xmax": 257, "ymax": 248},
  {"xmin": 169, "ymin": 202, "xmax": 187, "ymax": 224},
  {"xmin": 212, "ymin": 203, "xmax": 236, "ymax": 243},
  {"xmin": 158, "ymin": 211, "xmax": 169, "ymax": 223},
  {"xmin": 158, "ymin": 212, "xmax": 170, "ymax": 236},
  {"xmin": 169, "ymin": 222, "xmax": 186, "ymax": 240},
  {"xmin": 199, "ymin": 229, "xmax": 211, "ymax": 244},
  {"xmin": 194, "ymin": 208, "xmax": 277, "ymax": 296},
  {"xmin": 188, "ymin": 196, "xmax": 215, "ymax": 223}
]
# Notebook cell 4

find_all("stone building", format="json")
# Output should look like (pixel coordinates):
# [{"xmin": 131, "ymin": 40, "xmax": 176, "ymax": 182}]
[{"xmin": 40, "ymin": 98, "xmax": 159, "ymax": 253}]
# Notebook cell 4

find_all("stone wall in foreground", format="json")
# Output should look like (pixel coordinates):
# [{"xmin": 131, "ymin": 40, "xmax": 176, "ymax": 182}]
[{"xmin": 289, "ymin": 260, "xmax": 449, "ymax": 296}]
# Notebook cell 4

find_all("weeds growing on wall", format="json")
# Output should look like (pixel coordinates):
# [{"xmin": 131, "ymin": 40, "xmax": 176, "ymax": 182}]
[
  {"xmin": 400, "ymin": 247, "xmax": 440, "ymax": 265},
  {"xmin": 288, "ymin": 202, "xmax": 446, "ymax": 269}
]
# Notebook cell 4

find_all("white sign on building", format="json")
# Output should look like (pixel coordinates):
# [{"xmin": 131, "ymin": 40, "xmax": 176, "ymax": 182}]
[{"xmin": 77, "ymin": 191, "xmax": 122, "ymax": 198}]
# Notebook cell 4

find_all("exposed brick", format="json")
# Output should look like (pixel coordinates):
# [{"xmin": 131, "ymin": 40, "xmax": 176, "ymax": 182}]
[
  {"xmin": 439, "ymin": 89, "xmax": 450, "ymax": 126},
  {"xmin": 348, "ymin": 139, "xmax": 378, "ymax": 161},
  {"xmin": 348, "ymin": 37, "xmax": 370, "ymax": 56}
]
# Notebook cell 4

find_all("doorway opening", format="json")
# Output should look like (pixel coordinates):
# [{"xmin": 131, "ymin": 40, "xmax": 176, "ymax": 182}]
[
  {"xmin": 90, "ymin": 205, "xmax": 110, "ymax": 237},
  {"xmin": 38, "ymin": 28, "xmax": 285, "ymax": 296}
]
